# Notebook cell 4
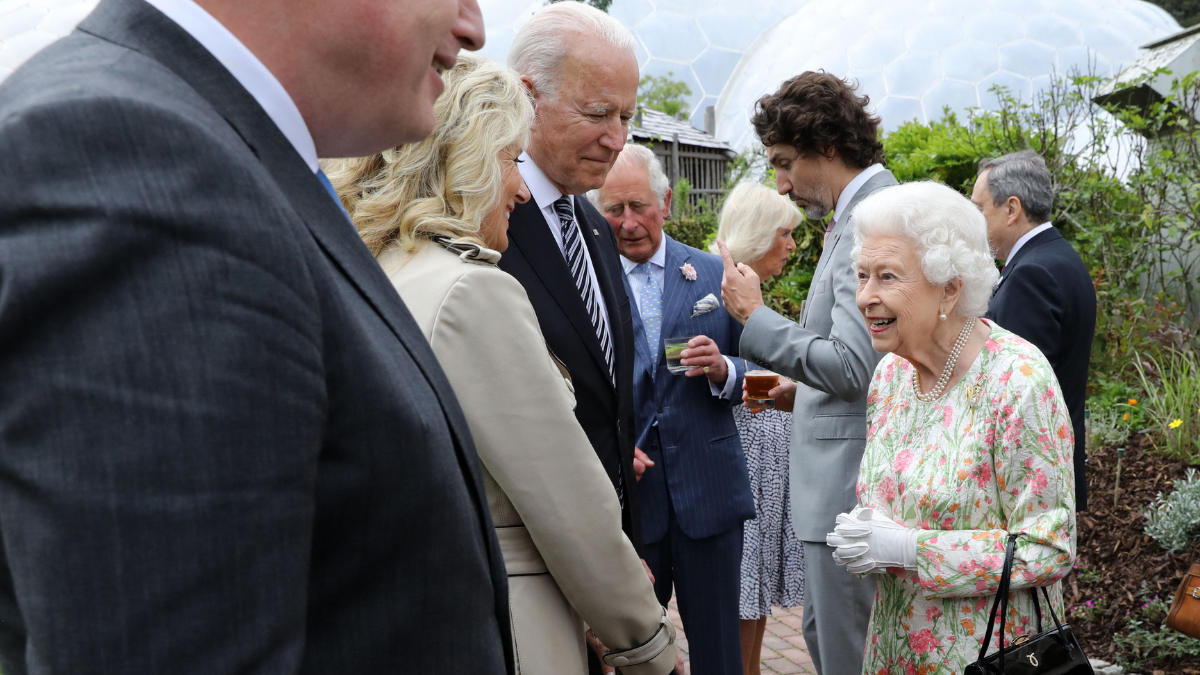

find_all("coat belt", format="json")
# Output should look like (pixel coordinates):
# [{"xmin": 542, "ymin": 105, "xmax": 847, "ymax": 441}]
[{"xmin": 495, "ymin": 526, "xmax": 548, "ymax": 576}]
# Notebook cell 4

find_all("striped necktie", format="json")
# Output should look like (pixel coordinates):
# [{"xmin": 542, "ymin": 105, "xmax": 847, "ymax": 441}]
[{"xmin": 554, "ymin": 196, "xmax": 615, "ymax": 385}]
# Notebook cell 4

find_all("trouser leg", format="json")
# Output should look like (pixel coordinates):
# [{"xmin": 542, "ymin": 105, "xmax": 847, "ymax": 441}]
[
  {"xmin": 672, "ymin": 520, "xmax": 744, "ymax": 675},
  {"xmin": 800, "ymin": 539, "xmax": 874, "ymax": 675}
]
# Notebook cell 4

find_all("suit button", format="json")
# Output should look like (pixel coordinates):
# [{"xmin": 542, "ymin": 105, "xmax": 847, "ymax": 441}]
[{"xmin": 657, "ymin": 407, "xmax": 664, "ymax": 414}]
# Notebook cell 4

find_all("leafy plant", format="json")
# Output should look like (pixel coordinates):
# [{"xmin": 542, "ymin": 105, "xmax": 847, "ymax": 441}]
[
  {"xmin": 1073, "ymin": 556, "xmax": 1103, "ymax": 584},
  {"xmin": 664, "ymin": 178, "xmax": 718, "ymax": 251},
  {"xmin": 1145, "ymin": 468, "xmax": 1200, "ymax": 553},
  {"xmin": 1114, "ymin": 590, "xmax": 1200, "ymax": 671},
  {"xmin": 1068, "ymin": 595, "xmax": 1106, "ymax": 623},
  {"xmin": 638, "ymin": 73, "xmax": 692, "ymax": 120},
  {"xmin": 880, "ymin": 69, "xmax": 1200, "ymax": 399},
  {"xmin": 1133, "ymin": 349, "xmax": 1200, "ymax": 461},
  {"xmin": 1088, "ymin": 405, "xmax": 1133, "ymax": 450}
]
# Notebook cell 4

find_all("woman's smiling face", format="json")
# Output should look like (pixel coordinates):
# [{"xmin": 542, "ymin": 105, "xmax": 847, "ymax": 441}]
[{"xmin": 854, "ymin": 235, "xmax": 946, "ymax": 357}]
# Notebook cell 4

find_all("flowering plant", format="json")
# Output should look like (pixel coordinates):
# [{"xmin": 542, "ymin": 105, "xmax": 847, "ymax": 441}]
[{"xmin": 680, "ymin": 262, "xmax": 697, "ymax": 281}]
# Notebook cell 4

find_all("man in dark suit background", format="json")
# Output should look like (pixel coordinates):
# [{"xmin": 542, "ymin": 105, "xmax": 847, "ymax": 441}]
[
  {"xmin": 973, "ymin": 149, "xmax": 1097, "ymax": 511},
  {"xmin": 499, "ymin": 2, "xmax": 643, "ymax": 545},
  {"xmin": 592, "ymin": 144, "xmax": 754, "ymax": 675},
  {"xmin": 0, "ymin": 1, "xmax": 512, "ymax": 674}
]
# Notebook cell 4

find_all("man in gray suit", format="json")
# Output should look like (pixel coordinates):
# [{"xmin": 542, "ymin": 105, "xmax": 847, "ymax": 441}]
[
  {"xmin": 0, "ymin": 1, "xmax": 511, "ymax": 674},
  {"xmin": 718, "ymin": 72, "xmax": 896, "ymax": 675}
]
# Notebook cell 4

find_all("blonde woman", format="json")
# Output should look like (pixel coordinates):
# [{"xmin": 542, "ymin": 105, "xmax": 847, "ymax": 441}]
[
  {"xmin": 322, "ymin": 54, "xmax": 678, "ymax": 675},
  {"xmin": 712, "ymin": 182, "xmax": 805, "ymax": 675}
]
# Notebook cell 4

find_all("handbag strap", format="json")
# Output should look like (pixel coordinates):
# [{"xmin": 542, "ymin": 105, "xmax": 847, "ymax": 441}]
[{"xmin": 977, "ymin": 534, "xmax": 1021, "ymax": 667}]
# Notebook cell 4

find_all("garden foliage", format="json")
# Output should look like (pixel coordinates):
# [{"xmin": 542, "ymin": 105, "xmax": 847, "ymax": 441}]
[
  {"xmin": 883, "ymin": 71, "xmax": 1200, "ymax": 460},
  {"xmin": 1145, "ymin": 468, "xmax": 1200, "ymax": 553}
]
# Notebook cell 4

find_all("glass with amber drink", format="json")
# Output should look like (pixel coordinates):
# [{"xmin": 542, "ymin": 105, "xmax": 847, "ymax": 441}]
[{"xmin": 745, "ymin": 370, "xmax": 779, "ymax": 411}]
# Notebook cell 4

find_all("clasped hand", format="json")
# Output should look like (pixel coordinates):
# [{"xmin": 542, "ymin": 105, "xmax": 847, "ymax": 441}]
[{"xmin": 825, "ymin": 506, "xmax": 919, "ymax": 575}]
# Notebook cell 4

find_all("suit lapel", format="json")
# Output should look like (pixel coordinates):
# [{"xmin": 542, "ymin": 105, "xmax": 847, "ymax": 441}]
[
  {"xmin": 507, "ymin": 198, "xmax": 614, "ymax": 387},
  {"xmin": 661, "ymin": 237, "xmax": 696, "ymax": 339}
]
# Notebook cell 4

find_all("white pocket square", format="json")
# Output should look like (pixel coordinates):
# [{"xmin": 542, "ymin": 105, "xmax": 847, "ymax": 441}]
[{"xmin": 692, "ymin": 293, "xmax": 720, "ymax": 317}]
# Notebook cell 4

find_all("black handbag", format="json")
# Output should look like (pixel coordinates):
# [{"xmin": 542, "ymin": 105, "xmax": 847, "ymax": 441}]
[{"xmin": 963, "ymin": 533, "xmax": 1093, "ymax": 675}]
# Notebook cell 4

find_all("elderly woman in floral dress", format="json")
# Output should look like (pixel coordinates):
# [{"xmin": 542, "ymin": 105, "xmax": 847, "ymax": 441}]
[{"xmin": 825, "ymin": 181, "xmax": 1076, "ymax": 675}]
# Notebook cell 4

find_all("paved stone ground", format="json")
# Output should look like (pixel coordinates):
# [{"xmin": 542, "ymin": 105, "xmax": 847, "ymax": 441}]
[{"xmin": 668, "ymin": 595, "xmax": 816, "ymax": 675}]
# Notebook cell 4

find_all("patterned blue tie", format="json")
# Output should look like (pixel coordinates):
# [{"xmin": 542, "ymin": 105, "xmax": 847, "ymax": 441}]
[{"xmin": 637, "ymin": 262, "xmax": 663, "ymax": 367}]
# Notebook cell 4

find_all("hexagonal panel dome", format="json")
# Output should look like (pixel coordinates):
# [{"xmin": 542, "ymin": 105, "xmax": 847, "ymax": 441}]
[
  {"xmin": 715, "ymin": 0, "xmax": 1179, "ymax": 149},
  {"xmin": 0, "ymin": 0, "xmax": 1183, "ymax": 152}
]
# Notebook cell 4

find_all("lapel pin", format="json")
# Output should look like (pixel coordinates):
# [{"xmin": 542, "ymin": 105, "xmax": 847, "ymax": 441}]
[{"xmin": 592, "ymin": 228, "xmax": 599, "ymax": 236}]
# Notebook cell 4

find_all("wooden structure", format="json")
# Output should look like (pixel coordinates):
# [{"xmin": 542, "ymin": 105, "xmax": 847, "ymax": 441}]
[{"xmin": 629, "ymin": 106, "xmax": 737, "ymax": 210}]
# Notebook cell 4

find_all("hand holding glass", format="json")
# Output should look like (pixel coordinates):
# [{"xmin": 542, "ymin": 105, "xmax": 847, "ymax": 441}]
[
  {"xmin": 663, "ymin": 336, "xmax": 696, "ymax": 374},
  {"xmin": 744, "ymin": 370, "xmax": 779, "ymax": 410}
]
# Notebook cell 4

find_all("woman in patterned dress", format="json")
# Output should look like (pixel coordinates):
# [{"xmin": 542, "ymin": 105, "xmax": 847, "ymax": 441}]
[
  {"xmin": 826, "ymin": 181, "xmax": 1076, "ymax": 675},
  {"xmin": 713, "ymin": 183, "xmax": 806, "ymax": 675}
]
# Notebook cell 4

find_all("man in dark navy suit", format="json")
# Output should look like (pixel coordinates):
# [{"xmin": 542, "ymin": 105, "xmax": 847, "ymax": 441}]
[
  {"xmin": 592, "ymin": 144, "xmax": 754, "ymax": 675},
  {"xmin": 973, "ymin": 150, "xmax": 1097, "ymax": 511}
]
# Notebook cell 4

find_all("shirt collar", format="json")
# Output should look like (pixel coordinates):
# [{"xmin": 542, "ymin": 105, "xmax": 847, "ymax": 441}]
[
  {"xmin": 1004, "ymin": 222, "xmax": 1054, "ymax": 268},
  {"xmin": 144, "ymin": 0, "xmax": 319, "ymax": 173},
  {"xmin": 832, "ymin": 163, "xmax": 885, "ymax": 224},
  {"xmin": 518, "ymin": 152, "xmax": 567, "ymax": 212},
  {"xmin": 620, "ymin": 235, "xmax": 667, "ymax": 275}
]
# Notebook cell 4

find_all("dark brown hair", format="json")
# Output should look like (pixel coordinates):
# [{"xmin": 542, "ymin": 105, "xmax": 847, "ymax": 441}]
[{"xmin": 751, "ymin": 71, "xmax": 884, "ymax": 169}]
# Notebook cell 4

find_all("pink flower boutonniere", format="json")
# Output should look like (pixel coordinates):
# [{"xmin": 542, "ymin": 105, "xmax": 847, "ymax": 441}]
[{"xmin": 680, "ymin": 262, "xmax": 697, "ymax": 281}]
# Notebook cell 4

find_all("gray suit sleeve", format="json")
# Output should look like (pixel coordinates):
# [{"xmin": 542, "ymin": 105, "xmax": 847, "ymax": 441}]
[
  {"xmin": 739, "ymin": 236, "xmax": 878, "ymax": 402},
  {"xmin": 0, "ymin": 98, "xmax": 323, "ymax": 674}
]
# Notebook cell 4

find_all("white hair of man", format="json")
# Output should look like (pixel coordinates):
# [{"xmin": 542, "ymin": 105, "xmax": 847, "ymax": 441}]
[
  {"xmin": 507, "ymin": 1, "xmax": 637, "ymax": 101},
  {"xmin": 588, "ymin": 143, "xmax": 670, "ymax": 208},
  {"xmin": 711, "ymin": 182, "xmax": 801, "ymax": 264},
  {"xmin": 851, "ymin": 181, "xmax": 999, "ymax": 319}
]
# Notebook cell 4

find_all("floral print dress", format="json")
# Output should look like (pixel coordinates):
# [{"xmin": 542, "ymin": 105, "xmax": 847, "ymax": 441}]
[{"xmin": 856, "ymin": 321, "xmax": 1076, "ymax": 675}]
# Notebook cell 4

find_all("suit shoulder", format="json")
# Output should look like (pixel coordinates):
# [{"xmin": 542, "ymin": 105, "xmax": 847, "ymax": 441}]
[{"xmin": 1, "ymin": 30, "xmax": 213, "ymax": 128}]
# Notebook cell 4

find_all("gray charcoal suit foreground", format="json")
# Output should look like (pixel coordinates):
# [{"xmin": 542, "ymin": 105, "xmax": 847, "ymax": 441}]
[
  {"xmin": 738, "ymin": 169, "xmax": 897, "ymax": 675},
  {"xmin": 0, "ymin": 1, "xmax": 512, "ymax": 674}
]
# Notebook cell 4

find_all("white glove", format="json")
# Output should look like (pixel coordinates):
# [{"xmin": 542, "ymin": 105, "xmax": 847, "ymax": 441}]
[{"xmin": 825, "ymin": 506, "xmax": 919, "ymax": 574}]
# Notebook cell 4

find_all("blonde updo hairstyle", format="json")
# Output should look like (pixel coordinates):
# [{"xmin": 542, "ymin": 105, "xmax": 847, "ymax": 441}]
[
  {"xmin": 322, "ymin": 53, "xmax": 534, "ymax": 256},
  {"xmin": 711, "ymin": 182, "xmax": 801, "ymax": 265},
  {"xmin": 850, "ymin": 181, "xmax": 999, "ymax": 318}
]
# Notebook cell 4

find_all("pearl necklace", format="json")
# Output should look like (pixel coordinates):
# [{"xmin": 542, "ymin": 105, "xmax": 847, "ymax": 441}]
[{"xmin": 912, "ymin": 318, "xmax": 976, "ymax": 403}]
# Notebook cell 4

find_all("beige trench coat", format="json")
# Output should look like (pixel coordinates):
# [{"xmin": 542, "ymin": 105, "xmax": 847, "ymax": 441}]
[{"xmin": 381, "ymin": 241, "xmax": 676, "ymax": 675}]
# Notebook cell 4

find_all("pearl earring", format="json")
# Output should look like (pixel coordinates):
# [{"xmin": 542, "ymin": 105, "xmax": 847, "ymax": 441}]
[{"xmin": 939, "ymin": 312, "xmax": 947, "ymax": 321}]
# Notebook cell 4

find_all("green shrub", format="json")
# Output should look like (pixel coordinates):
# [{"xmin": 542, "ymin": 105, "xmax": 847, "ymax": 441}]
[
  {"xmin": 1088, "ymin": 405, "xmax": 1133, "ymax": 450},
  {"xmin": 1134, "ymin": 349, "xmax": 1200, "ymax": 461},
  {"xmin": 1145, "ymin": 468, "xmax": 1200, "ymax": 553},
  {"xmin": 880, "ymin": 72, "xmax": 1200, "ymax": 402},
  {"xmin": 1114, "ymin": 591, "xmax": 1200, "ymax": 671}
]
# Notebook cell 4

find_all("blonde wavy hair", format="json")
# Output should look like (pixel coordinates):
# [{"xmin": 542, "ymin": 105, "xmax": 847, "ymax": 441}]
[
  {"xmin": 711, "ymin": 182, "xmax": 801, "ymax": 265},
  {"xmin": 322, "ymin": 53, "xmax": 534, "ymax": 257}
]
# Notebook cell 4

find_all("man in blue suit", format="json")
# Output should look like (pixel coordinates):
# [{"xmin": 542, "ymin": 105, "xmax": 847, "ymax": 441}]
[{"xmin": 591, "ymin": 144, "xmax": 755, "ymax": 675}]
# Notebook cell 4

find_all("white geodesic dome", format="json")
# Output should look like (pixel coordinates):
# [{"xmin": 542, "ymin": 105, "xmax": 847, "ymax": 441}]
[
  {"xmin": 715, "ymin": 0, "xmax": 1181, "ymax": 148},
  {"xmin": 478, "ymin": 0, "xmax": 796, "ymax": 131},
  {"xmin": 1, "ymin": 0, "xmax": 1185, "ymax": 152},
  {"xmin": 0, "ymin": 0, "xmax": 98, "ymax": 82}
]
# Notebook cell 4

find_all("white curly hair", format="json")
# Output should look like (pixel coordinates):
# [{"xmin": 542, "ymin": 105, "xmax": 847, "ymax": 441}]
[{"xmin": 850, "ymin": 180, "xmax": 999, "ymax": 318}]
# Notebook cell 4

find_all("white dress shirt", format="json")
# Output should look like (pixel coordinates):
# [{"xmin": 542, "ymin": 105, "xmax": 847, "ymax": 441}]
[
  {"xmin": 620, "ymin": 243, "xmax": 736, "ymax": 399},
  {"xmin": 518, "ymin": 152, "xmax": 612, "ymax": 337},
  {"xmin": 831, "ymin": 163, "xmax": 886, "ymax": 226},
  {"xmin": 1002, "ymin": 222, "xmax": 1054, "ymax": 271},
  {"xmin": 144, "ymin": 0, "xmax": 319, "ymax": 173}
]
